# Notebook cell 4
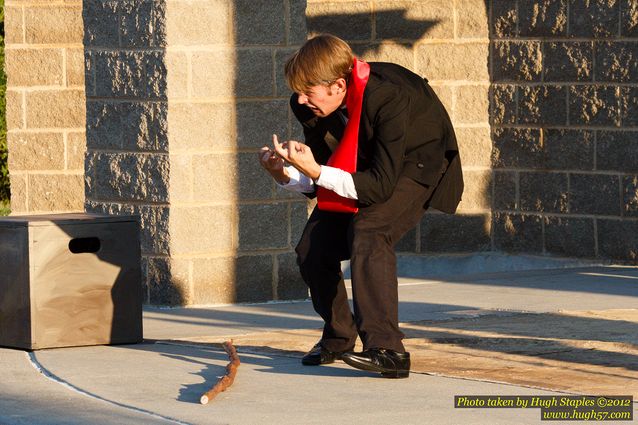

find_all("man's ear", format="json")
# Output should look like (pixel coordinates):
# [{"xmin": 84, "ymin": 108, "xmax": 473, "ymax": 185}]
[{"xmin": 333, "ymin": 78, "xmax": 347, "ymax": 94}]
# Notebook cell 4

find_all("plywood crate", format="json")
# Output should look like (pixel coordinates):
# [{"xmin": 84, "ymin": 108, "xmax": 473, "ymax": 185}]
[{"xmin": 0, "ymin": 213, "xmax": 143, "ymax": 350}]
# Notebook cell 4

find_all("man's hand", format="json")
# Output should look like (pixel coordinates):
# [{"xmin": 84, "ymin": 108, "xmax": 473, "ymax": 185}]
[
  {"xmin": 258, "ymin": 144, "xmax": 289, "ymax": 184},
  {"xmin": 272, "ymin": 134, "xmax": 321, "ymax": 180}
]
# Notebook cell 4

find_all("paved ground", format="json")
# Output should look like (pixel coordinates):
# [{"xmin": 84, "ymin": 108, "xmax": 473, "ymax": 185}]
[{"xmin": 1, "ymin": 263, "xmax": 637, "ymax": 424}]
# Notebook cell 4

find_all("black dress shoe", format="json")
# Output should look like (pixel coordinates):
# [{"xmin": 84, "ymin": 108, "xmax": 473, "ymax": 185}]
[
  {"xmin": 341, "ymin": 348, "xmax": 410, "ymax": 378},
  {"xmin": 301, "ymin": 342, "xmax": 348, "ymax": 366}
]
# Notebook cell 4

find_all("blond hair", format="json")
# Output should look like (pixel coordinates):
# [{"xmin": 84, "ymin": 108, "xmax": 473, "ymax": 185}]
[{"xmin": 285, "ymin": 34, "xmax": 354, "ymax": 93}]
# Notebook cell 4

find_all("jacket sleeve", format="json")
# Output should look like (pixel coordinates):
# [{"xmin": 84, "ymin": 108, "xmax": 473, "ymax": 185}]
[{"xmin": 351, "ymin": 84, "xmax": 410, "ymax": 205}]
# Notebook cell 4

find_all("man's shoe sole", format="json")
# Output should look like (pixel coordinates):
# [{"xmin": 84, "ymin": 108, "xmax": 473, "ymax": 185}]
[{"xmin": 342, "ymin": 355, "xmax": 409, "ymax": 378}]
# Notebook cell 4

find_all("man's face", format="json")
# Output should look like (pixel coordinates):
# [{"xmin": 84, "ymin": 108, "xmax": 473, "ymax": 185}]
[{"xmin": 297, "ymin": 80, "xmax": 346, "ymax": 117}]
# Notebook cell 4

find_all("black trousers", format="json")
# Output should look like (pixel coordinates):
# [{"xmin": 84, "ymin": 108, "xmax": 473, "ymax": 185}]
[{"xmin": 295, "ymin": 176, "xmax": 436, "ymax": 353}]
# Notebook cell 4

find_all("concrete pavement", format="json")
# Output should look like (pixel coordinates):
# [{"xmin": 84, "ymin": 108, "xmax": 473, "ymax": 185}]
[{"xmin": 1, "ymin": 261, "xmax": 637, "ymax": 424}]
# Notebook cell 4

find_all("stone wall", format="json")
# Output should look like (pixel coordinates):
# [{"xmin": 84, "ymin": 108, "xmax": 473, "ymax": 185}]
[
  {"xmin": 4, "ymin": 0, "xmax": 86, "ymax": 213},
  {"xmin": 490, "ymin": 0, "xmax": 638, "ymax": 262},
  {"xmin": 4, "ymin": 0, "xmax": 637, "ymax": 307},
  {"xmin": 306, "ymin": 0, "xmax": 494, "ymax": 255}
]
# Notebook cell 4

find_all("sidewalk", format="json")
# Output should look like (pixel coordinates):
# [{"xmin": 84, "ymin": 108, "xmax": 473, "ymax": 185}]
[{"xmin": 1, "ymin": 264, "xmax": 637, "ymax": 424}]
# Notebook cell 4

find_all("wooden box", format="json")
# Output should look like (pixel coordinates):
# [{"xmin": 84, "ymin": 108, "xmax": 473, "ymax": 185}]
[{"xmin": 0, "ymin": 213, "xmax": 143, "ymax": 350}]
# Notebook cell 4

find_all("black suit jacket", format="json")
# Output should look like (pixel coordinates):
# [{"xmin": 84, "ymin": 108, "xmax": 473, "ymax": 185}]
[{"xmin": 290, "ymin": 62, "xmax": 464, "ymax": 214}]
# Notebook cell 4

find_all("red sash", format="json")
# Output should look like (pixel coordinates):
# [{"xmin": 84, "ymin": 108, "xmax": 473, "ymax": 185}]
[{"xmin": 316, "ymin": 58, "xmax": 370, "ymax": 213}]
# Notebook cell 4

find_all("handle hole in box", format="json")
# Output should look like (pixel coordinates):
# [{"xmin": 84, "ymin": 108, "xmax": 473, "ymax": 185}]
[{"xmin": 68, "ymin": 237, "xmax": 101, "ymax": 254}]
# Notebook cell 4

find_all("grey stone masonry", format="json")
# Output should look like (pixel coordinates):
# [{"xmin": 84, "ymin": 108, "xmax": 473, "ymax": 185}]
[{"xmin": 490, "ymin": 0, "xmax": 638, "ymax": 263}]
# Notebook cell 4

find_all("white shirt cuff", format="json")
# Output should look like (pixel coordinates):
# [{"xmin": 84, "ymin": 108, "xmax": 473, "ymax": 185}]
[
  {"xmin": 277, "ymin": 166, "xmax": 315, "ymax": 193},
  {"xmin": 315, "ymin": 165, "xmax": 358, "ymax": 200}
]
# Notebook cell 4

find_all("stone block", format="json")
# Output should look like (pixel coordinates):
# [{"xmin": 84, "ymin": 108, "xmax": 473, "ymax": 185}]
[
  {"xmin": 490, "ymin": 84, "xmax": 516, "ymax": 125},
  {"xmin": 290, "ymin": 201, "xmax": 310, "ymax": 247},
  {"xmin": 168, "ymin": 154, "xmax": 192, "ymax": 203},
  {"xmin": 275, "ymin": 48, "xmax": 298, "ymax": 97},
  {"xmin": 544, "ymin": 216, "xmax": 596, "ymax": 258},
  {"xmin": 569, "ymin": 86, "xmax": 621, "ymax": 127},
  {"xmin": 491, "ymin": 0, "xmax": 517, "ymax": 38},
  {"xmin": 166, "ymin": 0, "xmax": 231, "ymax": 45},
  {"xmin": 86, "ymin": 101, "xmax": 123, "ymax": 150},
  {"xmin": 148, "ymin": 257, "xmax": 191, "ymax": 306},
  {"xmin": 492, "ymin": 212, "xmax": 543, "ymax": 253},
  {"xmin": 429, "ymin": 84, "xmax": 454, "ymax": 118},
  {"xmin": 169, "ymin": 205, "xmax": 235, "ymax": 255},
  {"xmin": 66, "ymin": 132, "xmax": 86, "ymax": 170},
  {"xmin": 29, "ymin": 173, "xmax": 84, "ymax": 212},
  {"xmin": 66, "ymin": 48, "xmax": 85, "ymax": 86},
  {"xmin": 456, "ymin": 0, "xmax": 489, "ymax": 38},
  {"xmin": 455, "ymin": 85, "xmax": 489, "ymax": 125},
  {"xmin": 120, "ymin": 102, "xmax": 168, "ymax": 152},
  {"xmin": 26, "ymin": 89, "xmax": 86, "ymax": 128},
  {"xmin": 569, "ymin": 173, "xmax": 621, "ymax": 216},
  {"xmin": 597, "ymin": 131, "xmax": 638, "ymax": 173},
  {"xmin": 595, "ymin": 41, "xmax": 638, "ymax": 83},
  {"xmin": 165, "ymin": 51, "xmax": 189, "ymax": 99},
  {"xmin": 4, "ymin": 6, "xmax": 24, "ymax": 44},
  {"xmin": 235, "ymin": 255, "xmax": 274, "ymax": 303},
  {"xmin": 169, "ymin": 102, "xmax": 235, "ymax": 150},
  {"xmin": 519, "ymin": 171, "xmax": 568, "ymax": 213},
  {"xmin": 7, "ymin": 132, "xmax": 65, "ymax": 171},
  {"xmin": 25, "ymin": 5, "xmax": 83, "ymax": 44},
  {"xmin": 597, "ymin": 219, "xmax": 638, "ymax": 261},
  {"xmin": 238, "ymin": 153, "xmax": 274, "ymax": 201},
  {"xmin": 236, "ymin": 49, "xmax": 274, "ymax": 98},
  {"xmin": 456, "ymin": 169, "xmax": 492, "ymax": 212},
  {"xmin": 374, "ymin": 0, "xmax": 453, "ymax": 40},
  {"xmin": 416, "ymin": 43, "xmax": 489, "ymax": 81},
  {"xmin": 622, "ymin": 0, "xmax": 638, "ymax": 36},
  {"xmin": 191, "ymin": 50, "xmax": 235, "ymax": 99},
  {"xmin": 569, "ymin": 0, "xmax": 620, "ymax": 38},
  {"xmin": 518, "ymin": 0, "xmax": 568, "ymax": 36},
  {"xmin": 353, "ymin": 42, "xmax": 414, "ymax": 71},
  {"xmin": 237, "ymin": 100, "xmax": 289, "ymax": 149},
  {"xmin": 6, "ymin": 90, "xmax": 24, "ymax": 130},
  {"xmin": 94, "ymin": 51, "xmax": 144, "ymax": 98},
  {"xmin": 82, "ymin": 0, "xmax": 119, "ymax": 47},
  {"xmin": 120, "ymin": 0, "xmax": 166, "ymax": 48},
  {"xmin": 192, "ymin": 256, "xmax": 236, "ymax": 305},
  {"xmin": 145, "ymin": 51, "xmax": 168, "ymax": 100},
  {"xmin": 84, "ymin": 51, "xmax": 96, "ymax": 96},
  {"xmin": 493, "ymin": 128, "xmax": 594, "ymax": 171},
  {"xmin": 306, "ymin": 2, "xmax": 371, "ymax": 41},
  {"xmin": 289, "ymin": 0, "xmax": 308, "ymax": 44},
  {"xmin": 235, "ymin": 0, "xmax": 285, "ymax": 45},
  {"xmin": 621, "ymin": 87, "xmax": 638, "ymax": 126},
  {"xmin": 492, "ymin": 41, "xmax": 542, "ymax": 82},
  {"xmin": 623, "ymin": 175, "xmax": 638, "ymax": 217},
  {"xmin": 239, "ymin": 203, "xmax": 289, "ymax": 251},
  {"xmin": 5, "ymin": 48, "xmax": 64, "ymax": 86},
  {"xmin": 395, "ymin": 227, "xmax": 416, "ymax": 253},
  {"xmin": 518, "ymin": 85, "xmax": 567, "ymax": 125},
  {"xmin": 493, "ymin": 170, "xmax": 518, "ymax": 211},
  {"xmin": 455, "ymin": 127, "xmax": 492, "ymax": 167},
  {"xmin": 93, "ymin": 152, "xmax": 169, "ymax": 203},
  {"xmin": 421, "ymin": 213, "xmax": 491, "ymax": 253},
  {"xmin": 192, "ymin": 153, "xmax": 237, "ymax": 202},
  {"xmin": 8, "ymin": 174, "xmax": 27, "ymax": 214},
  {"xmin": 277, "ymin": 252, "xmax": 308, "ymax": 300},
  {"xmin": 543, "ymin": 42, "xmax": 593, "ymax": 82}
]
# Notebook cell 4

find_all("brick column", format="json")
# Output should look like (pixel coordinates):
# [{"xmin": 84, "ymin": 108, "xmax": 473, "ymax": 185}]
[
  {"xmin": 84, "ymin": 0, "xmax": 309, "ymax": 305},
  {"xmin": 4, "ymin": 0, "xmax": 86, "ymax": 213}
]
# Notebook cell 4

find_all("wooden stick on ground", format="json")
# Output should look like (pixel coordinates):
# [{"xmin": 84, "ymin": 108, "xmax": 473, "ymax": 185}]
[{"xmin": 200, "ymin": 340, "xmax": 241, "ymax": 405}]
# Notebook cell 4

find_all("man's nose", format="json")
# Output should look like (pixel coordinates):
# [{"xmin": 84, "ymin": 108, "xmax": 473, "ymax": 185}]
[{"xmin": 297, "ymin": 94, "xmax": 308, "ymax": 104}]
